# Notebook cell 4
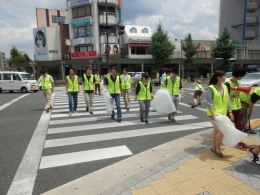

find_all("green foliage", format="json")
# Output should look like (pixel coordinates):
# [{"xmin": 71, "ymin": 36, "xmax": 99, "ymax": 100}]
[
  {"xmin": 213, "ymin": 28, "xmax": 235, "ymax": 71},
  {"xmin": 182, "ymin": 34, "xmax": 200, "ymax": 78},
  {"xmin": 149, "ymin": 23, "xmax": 175, "ymax": 65},
  {"xmin": 8, "ymin": 46, "xmax": 31, "ymax": 65}
]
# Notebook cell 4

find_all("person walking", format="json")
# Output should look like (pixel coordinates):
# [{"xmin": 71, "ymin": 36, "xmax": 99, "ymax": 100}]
[
  {"xmin": 83, "ymin": 66, "xmax": 95, "ymax": 115},
  {"xmin": 191, "ymin": 80, "xmax": 204, "ymax": 108},
  {"xmin": 35, "ymin": 70, "xmax": 54, "ymax": 113},
  {"xmin": 94, "ymin": 71, "xmax": 101, "ymax": 95},
  {"xmin": 224, "ymin": 67, "xmax": 247, "ymax": 131},
  {"xmin": 135, "ymin": 73, "xmax": 153, "ymax": 124},
  {"xmin": 104, "ymin": 66, "xmax": 122, "ymax": 122},
  {"xmin": 66, "ymin": 68, "xmax": 80, "ymax": 116},
  {"xmin": 120, "ymin": 68, "xmax": 131, "ymax": 112},
  {"xmin": 207, "ymin": 71, "xmax": 234, "ymax": 158},
  {"xmin": 162, "ymin": 69, "xmax": 182, "ymax": 122}
]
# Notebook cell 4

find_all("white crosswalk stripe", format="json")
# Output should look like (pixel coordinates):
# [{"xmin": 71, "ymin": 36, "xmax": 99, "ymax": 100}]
[{"xmin": 39, "ymin": 92, "xmax": 212, "ymax": 169}]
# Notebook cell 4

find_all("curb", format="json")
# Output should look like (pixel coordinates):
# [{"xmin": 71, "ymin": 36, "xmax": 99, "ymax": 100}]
[{"xmin": 42, "ymin": 129, "xmax": 212, "ymax": 195}]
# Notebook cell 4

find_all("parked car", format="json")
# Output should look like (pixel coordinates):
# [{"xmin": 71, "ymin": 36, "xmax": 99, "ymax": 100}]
[
  {"xmin": 240, "ymin": 72, "xmax": 260, "ymax": 87},
  {"xmin": 0, "ymin": 71, "xmax": 37, "ymax": 93}
]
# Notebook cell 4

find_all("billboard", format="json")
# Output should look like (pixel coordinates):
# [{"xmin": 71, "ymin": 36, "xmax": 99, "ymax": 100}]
[
  {"xmin": 33, "ymin": 28, "xmax": 48, "ymax": 61},
  {"xmin": 71, "ymin": 51, "xmax": 97, "ymax": 59},
  {"xmin": 71, "ymin": 0, "xmax": 91, "ymax": 7},
  {"xmin": 103, "ymin": 44, "xmax": 120, "ymax": 55}
]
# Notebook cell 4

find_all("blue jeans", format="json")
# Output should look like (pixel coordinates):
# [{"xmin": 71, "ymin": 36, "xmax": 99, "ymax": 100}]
[
  {"xmin": 68, "ymin": 92, "xmax": 78, "ymax": 112},
  {"xmin": 110, "ymin": 94, "xmax": 122, "ymax": 119}
]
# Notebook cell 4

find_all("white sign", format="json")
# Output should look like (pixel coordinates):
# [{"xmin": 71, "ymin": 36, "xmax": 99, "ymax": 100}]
[
  {"xmin": 33, "ymin": 28, "xmax": 48, "ymax": 61},
  {"xmin": 73, "ymin": 37, "xmax": 93, "ymax": 46},
  {"xmin": 71, "ymin": 0, "xmax": 91, "ymax": 7},
  {"xmin": 128, "ymin": 37, "xmax": 151, "ymax": 43}
]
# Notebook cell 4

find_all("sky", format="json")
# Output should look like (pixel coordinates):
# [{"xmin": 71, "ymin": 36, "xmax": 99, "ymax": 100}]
[{"xmin": 0, "ymin": 0, "xmax": 220, "ymax": 59}]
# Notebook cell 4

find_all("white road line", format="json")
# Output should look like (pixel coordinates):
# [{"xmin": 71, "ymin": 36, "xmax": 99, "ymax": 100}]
[
  {"xmin": 44, "ymin": 121, "xmax": 212, "ymax": 148},
  {"xmin": 179, "ymin": 102, "xmax": 207, "ymax": 112},
  {"xmin": 7, "ymin": 93, "xmax": 54, "ymax": 195},
  {"xmin": 255, "ymin": 104, "xmax": 260, "ymax": 107},
  {"xmin": 48, "ymin": 115, "xmax": 197, "ymax": 135},
  {"xmin": 40, "ymin": 145, "xmax": 132, "ymax": 169},
  {"xmin": 53, "ymin": 98, "xmax": 135, "ymax": 105},
  {"xmin": 49, "ymin": 112, "xmax": 183, "ymax": 125},
  {"xmin": 52, "ymin": 104, "xmax": 140, "ymax": 113},
  {"xmin": 0, "ymin": 94, "xmax": 29, "ymax": 111}
]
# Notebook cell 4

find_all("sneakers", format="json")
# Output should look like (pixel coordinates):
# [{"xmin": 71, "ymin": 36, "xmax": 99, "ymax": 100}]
[
  {"xmin": 168, "ymin": 115, "xmax": 171, "ymax": 121},
  {"xmin": 46, "ymin": 108, "xmax": 50, "ymax": 113},
  {"xmin": 90, "ymin": 111, "xmax": 94, "ymax": 115},
  {"xmin": 86, "ymin": 107, "xmax": 89, "ymax": 112},
  {"xmin": 117, "ymin": 118, "xmax": 122, "ymax": 123},
  {"xmin": 145, "ymin": 120, "xmax": 149, "ymax": 124},
  {"xmin": 126, "ymin": 108, "xmax": 130, "ymax": 112},
  {"xmin": 111, "ymin": 111, "xmax": 115, "ymax": 119},
  {"xmin": 140, "ymin": 118, "xmax": 144, "ymax": 122}
]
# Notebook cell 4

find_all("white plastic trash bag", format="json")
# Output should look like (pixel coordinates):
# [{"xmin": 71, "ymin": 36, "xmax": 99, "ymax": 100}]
[
  {"xmin": 103, "ymin": 89, "xmax": 113, "ymax": 115},
  {"xmin": 215, "ymin": 115, "xmax": 247, "ymax": 146},
  {"xmin": 151, "ymin": 89, "xmax": 177, "ymax": 114}
]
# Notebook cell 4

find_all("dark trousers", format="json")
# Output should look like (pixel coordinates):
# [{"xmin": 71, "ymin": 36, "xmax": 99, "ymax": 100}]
[
  {"xmin": 68, "ymin": 92, "xmax": 78, "ymax": 112},
  {"xmin": 232, "ymin": 109, "xmax": 245, "ymax": 130},
  {"xmin": 110, "ymin": 94, "xmax": 122, "ymax": 119},
  {"xmin": 95, "ymin": 84, "xmax": 101, "ymax": 95}
]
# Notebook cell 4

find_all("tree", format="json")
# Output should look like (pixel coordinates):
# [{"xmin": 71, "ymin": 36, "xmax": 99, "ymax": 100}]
[
  {"xmin": 182, "ymin": 34, "xmax": 200, "ymax": 80},
  {"xmin": 8, "ymin": 46, "xmax": 31, "ymax": 66},
  {"xmin": 213, "ymin": 28, "xmax": 235, "ymax": 71},
  {"xmin": 149, "ymin": 23, "xmax": 175, "ymax": 66}
]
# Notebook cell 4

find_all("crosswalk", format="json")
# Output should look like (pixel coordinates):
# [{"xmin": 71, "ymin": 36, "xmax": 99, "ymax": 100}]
[{"xmin": 39, "ymin": 91, "xmax": 212, "ymax": 170}]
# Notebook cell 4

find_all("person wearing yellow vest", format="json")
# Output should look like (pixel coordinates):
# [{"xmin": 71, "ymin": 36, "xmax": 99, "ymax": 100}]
[
  {"xmin": 135, "ymin": 73, "xmax": 153, "ymax": 124},
  {"xmin": 104, "ymin": 66, "xmax": 122, "ymax": 122},
  {"xmin": 224, "ymin": 67, "xmax": 247, "ymax": 131},
  {"xmin": 237, "ymin": 86, "xmax": 260, "ymax": 133},
  {"xmin": 83, "ymin": 66, "xmax": 96, "ymax": 115},
  {"xmin": 94, "ymin": 71, "xmax": 101, "ymax": 95},
  {"xmin": 207, "ymin": 71, "xmax": 234, "ymax": 158},
  {"xmin": 191, "ymin": 80, "xmax": 204, "ymax": 108},
  {"xmin": 162, "ymin": 69, "xmax": 183, "ymax": 122},
  {"xmin": 65, "ymin": 68, "xmax": 80, "ymax": 116},
  {"xmin": 35, "ymin": 70, "xmax": 54, "ymax": 113},
  {"xmin": 120, "ymin": 68, "xmax": 131, "ymax": 112}
]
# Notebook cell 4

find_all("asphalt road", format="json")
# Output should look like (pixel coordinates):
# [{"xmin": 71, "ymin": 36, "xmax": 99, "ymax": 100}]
[{"xmin": 1, "ymin": 84, "xmax": 260, "ymax": 195}]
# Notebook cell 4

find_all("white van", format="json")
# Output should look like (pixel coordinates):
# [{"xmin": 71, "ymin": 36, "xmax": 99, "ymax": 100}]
[{"xmin": 0, "ymin": 71, "xmax": 37, "ymax": 93}]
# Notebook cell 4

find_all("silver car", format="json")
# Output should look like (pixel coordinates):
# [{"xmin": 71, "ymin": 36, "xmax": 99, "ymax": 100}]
[{"xmin": 240, "ymin": 72, "xmax": 260, "ymax": 86}]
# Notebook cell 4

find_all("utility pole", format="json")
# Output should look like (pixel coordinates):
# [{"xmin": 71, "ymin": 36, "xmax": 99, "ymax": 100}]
[{"xmin": 105, "ymin": 0, "xmax": 109, "ymax": 68}]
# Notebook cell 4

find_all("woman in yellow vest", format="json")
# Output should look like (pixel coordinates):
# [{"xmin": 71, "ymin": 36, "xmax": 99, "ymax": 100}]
[
  {"xmin": 207, "ymin": 71, "xmax": 234, "ymax": 157},
  {"xmin": 191, "ymin": 80, "xmax": 204, "ymax": 108},
  {"xmin": 120, "ymin": 68, "xmax": 131, "ymax": 112},
  {"xmin": 65, "ymin": 68, "xmax": 80, "ymax": 116},
  {"xmin": 83, "ymin": 66, "xmax": 95, "ymax": 114},
  {"xmin": 104, "ymin": 66, "xmax": 122, "ymax": 122},
  {"xmin": 94, "ymin": 71, "xmax": 101, "ymax": 95},
  {"xmin": 35, "ymin": 69, "xmax": 54, "ymax": 113},
  {"xmin": 135, "ymin": 73, "xmax": 153, "ymax": 124}
]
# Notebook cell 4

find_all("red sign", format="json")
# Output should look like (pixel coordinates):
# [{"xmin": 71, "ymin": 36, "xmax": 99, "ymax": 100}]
[{"xmin": 71, "ymin": 51, "xmax": 97, "ymax": 59}]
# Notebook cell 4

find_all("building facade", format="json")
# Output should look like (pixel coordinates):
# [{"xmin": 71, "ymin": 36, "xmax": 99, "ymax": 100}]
[
  {"xmin": 34, "ymin": 8, "xmax": 70, "ymax": 61},
  {"xmin": 66, "ymin": 0, "xmax": 122, "ymax": 60},
  {"xmin": 219, "ymin": 0, "xmax": 260, "ymax": 59},
  {"xmin": 0, "ymin": 52, "xmax": 8, "ymax": 71}
]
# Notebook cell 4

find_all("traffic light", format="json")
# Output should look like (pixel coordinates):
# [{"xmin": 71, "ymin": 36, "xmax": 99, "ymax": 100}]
[{"xmin": 118, "ymin": 25, "xmax": 125, "ymax": 35}]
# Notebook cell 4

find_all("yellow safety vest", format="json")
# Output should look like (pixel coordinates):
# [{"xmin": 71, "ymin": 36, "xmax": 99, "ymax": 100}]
[
  {"xmin": 108, "ymin": 76, "xmax": 121, "ymax": 94},
  {"xmin": 83, "ymin": 74, "xmax": 94, "ymax": 91},
  {"xmin": 137, "ymin": 81, "xmax": 151, "ymax": 101},
  {"xmin": 166, "ymin": 76, "xmax": 181, "ymax": 95},
  {"xmin": 226, "ymin": 79, "xmax": 242, "ymax": 110},
  {"xmin": 120, "ymin": 74, "xmax": 131, "ymax": 90},
  {"xmin": 207, "ymin": 84, "xmax": 229, "ymax": 116},
  {"xmin": 95, "ymin": 74, "xmax": 101, "ymax": 84},
  {"xmin": 240, "ymin": 87, "xmax": 260, "ymax": 104},
  {"xmin": 67, "ymin": 75, "xmax": 79, "ymax": 92},
  {"xmin": 41, "ymin": 74, "xmax": 52, "ymax": 91}
]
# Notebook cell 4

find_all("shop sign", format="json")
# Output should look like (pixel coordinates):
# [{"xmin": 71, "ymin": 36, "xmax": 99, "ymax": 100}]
[
  {"xmin": 71, "ymin": 0, "xmax": 91, "ymax": 7},
  {"xmin": 71, "ymin": 51, "xmax": 97, "ymax": 59},
  {"xmin": 72, "ymin": 16, "xmax": 92, "ymax": 27}
]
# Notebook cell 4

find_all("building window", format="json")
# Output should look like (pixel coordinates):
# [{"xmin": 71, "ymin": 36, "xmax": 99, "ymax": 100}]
[
  {"xmin": 74, "ymin": 26, "xmax": 93, "ymax": 38},
  {"xmin": 72, "ymin": 5, "xmax": 91, "ymax": 18},
  {"xmin": 75, "ymin": 46, "xmax": 93, "ymax": 52},
  {"xmin": 141, "ymin": 28, "xmax": 149, "ymax": 34},
  {"xmin": 52, "ymin": 16, "xmax": 65, "ymax": 24},
  {"xmin": 130, "ymin": 47, "xmax": 148, "ymax": 55},
  {"xmin": 130, "ymin": 27, "xmax": 137, "ymax": 33},
  {"xmin": 99, "ymin": 6, "xmax": 116, "ymax": 14}
]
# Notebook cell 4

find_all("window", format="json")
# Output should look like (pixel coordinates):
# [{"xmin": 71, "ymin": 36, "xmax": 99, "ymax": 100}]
[
  {"xmin": 3, "ymin": 74, "xmax": 11, "ymax": 80},
  {"xmin": 52, "ymin": 16, "xmax": 65, "ymax": 24},
  {"xmin": 72, "ymin": 5, "xmax": 91, "ymax": 18},
  {"xmin": 130, "ymin": 47, "xmax": 148, "ymax": 55},
  {"xmin": 142, "ymin": 28, "xmax": 149, "ymax": 34},
  {"xmin": 74, "ymin": 26, "xmax": 93, "ymax": 38},
  {"xmin": 75, "ymin": 47, "xmax": 80, "ymax": 52},
  {"xmin": 130, "ymin": 27, "xmax": 137, "ymax": 33},
  {"xmin": 13, "ymin": 74, "xmax": 21, "ymax": 81}
]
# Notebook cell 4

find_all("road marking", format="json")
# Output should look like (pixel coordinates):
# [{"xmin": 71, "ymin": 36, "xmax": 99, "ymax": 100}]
[
  {"xmin": 0, "ymin": 94, "xmax": 29, "ymax": 111},
  {"xmin": 179, "ymin": 102, "xmax": 207, "ymax": 112},
  {"xmin": 39, "ymin": 145, "xmax": 132, "ymax": 169},
  {"xmin": 44, "ymin": 121, "xmax": 212, "ymax": 148},
  {"xmin": 48, "ymin": 115, "xmax": 197, "ymax": 135},
  {"xmin": 7, "ymin": 94, "xmax": 55, "ymax": 195},
  {"xmin": 49, "ymin": 112, "xmax": 184, "ymax": 125}
]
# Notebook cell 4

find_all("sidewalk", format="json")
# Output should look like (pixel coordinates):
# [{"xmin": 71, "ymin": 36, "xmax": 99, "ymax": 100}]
[{"xmin": 42, "ymin": 122, "xmax": 260, "ymax": 195}]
